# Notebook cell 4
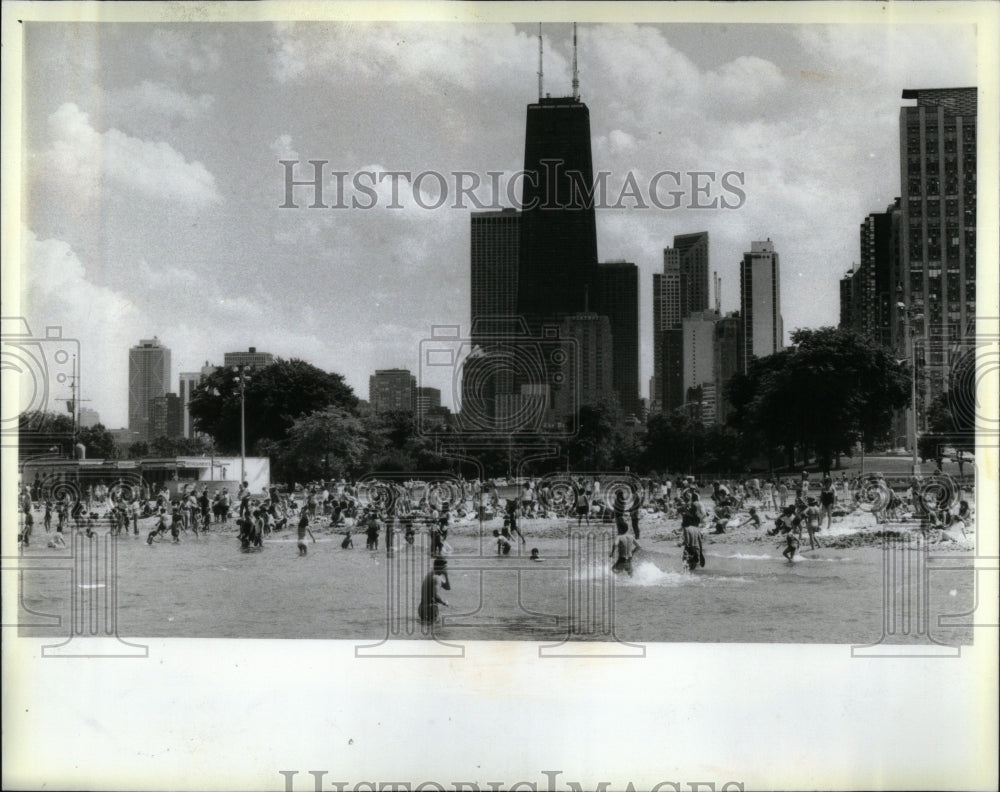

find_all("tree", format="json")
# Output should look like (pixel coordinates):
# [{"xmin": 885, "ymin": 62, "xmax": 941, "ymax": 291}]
[
  {"xmin": 277, "ymin": 406, "xmax": 369, "ymax": 481},
  {"xmin": 189, "ymin": 359, "xmax": 357, "ymax": 452},
  {"xmin": 564, "ymin": 400, "xmax": 629, "ymax": 471},
  {"xmin": 726, "ymin": 328, "xmax": 910, "ymax": 472},
  {"xmin": 77, "ymin": 424, "xmax": 118, "ymax": 459},
  {"xmin": 127, "ymin": 441, "xmax": 150, "ymax": 459},
  {"xmin": 17, "ymin": 412, "xmax": 75, "ymax": 457}
]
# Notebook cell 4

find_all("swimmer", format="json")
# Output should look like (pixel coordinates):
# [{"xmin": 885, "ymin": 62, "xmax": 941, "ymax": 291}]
[
  {"xmin": 735, "ymin": 506, "xmax": 762, "ymax": 530},
  {"xmin": 493, "ymin": 529, "xmax": 512, "ymax": 556},
  {"xmin": 530, "ymin": 548, "xmax": 543, "ymax": 562}
]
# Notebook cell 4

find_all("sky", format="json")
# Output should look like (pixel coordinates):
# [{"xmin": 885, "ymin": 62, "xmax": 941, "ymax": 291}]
[{"xmin": 17, "ymin": 19, "xmax": 980, "ymax": 427}]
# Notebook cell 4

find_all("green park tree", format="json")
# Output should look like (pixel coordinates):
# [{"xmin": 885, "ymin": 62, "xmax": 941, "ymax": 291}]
[{"xmin": 188, "ymin": 358, "xmax": 357, "ymax": 453}]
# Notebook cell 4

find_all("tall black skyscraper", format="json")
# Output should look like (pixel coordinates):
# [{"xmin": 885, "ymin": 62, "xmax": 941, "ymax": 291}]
[
  {"xmin": 517, "ymin": 96, "xmax": 599, "ymax": 320},
  {"xmin": 595, "ymin": 261, "xmax": 640, "ymax": 419}
]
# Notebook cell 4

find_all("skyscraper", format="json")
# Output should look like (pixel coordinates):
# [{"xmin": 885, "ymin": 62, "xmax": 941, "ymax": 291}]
[
  {"xmin": 517, "ymin": 95, "xmax": 599, "ymax": 320},
  {"xmin": 713, "ymin": 312, "xmax": 741, "ymax": 425},
  {"xmin": 840, "ymin": 201, "xmax": 900, "ymax": 349},
  {"xmin": 128, "ymin": 337, "xmax": 170, "ymax": 441},
  {"xmin": 739, "ymin": 239, "xmax": 784, "ymax": 371},
  {"xmin": 553, "ymin": 313, "xmax": 614, "ymax": 418},
  {"xmin": 651, "ymin": 248, "xmax": 683, "ymax": 411},
  {"xmin": 898, "ymin": 87, "xmax": 977, "ymax": 424},
  {"xmin": 673, "ymin": 231, "xmax": 710, "ymax": 318},
  {"xmin": 223, "ymin": 347, "xmax": 275, "ymax": 368},
  {"xmin": 466, "ymin": 209, "xmax": 521, "ymax": 421},
  {"xmin": 148, "ymin": 393, "xmax": 182, "ymax": 441},
  {"xmin": 178, "ymin": 371, "xmax": 204, "ymax": 439},
  {"xmin": 471, "ymin": 208, "xmax": 520, "ymax": 323},
  {"xmin": 595, "ymin": 260, "xmax": 640, "ymax": 418}
]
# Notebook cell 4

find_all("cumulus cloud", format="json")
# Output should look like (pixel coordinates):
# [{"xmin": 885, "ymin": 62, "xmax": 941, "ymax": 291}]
[{"xmin": 44, "ymin": 102, "xmax": 222, "ymax": 207}]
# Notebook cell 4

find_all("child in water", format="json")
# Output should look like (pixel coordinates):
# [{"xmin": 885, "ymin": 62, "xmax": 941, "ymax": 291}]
[
  {"xmin": 610, "ymin": 524, "xmax": 637, "ymax": 577},
  {"xmin": 782, "ymin": 530, "xmax": 799, "ymax": 562},
  {"xmin": 297, "ymin": 510, "xmax": 315, "ymax": 555}
]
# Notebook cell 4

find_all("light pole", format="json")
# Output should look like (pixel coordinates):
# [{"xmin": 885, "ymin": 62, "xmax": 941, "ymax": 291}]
[
  {"xmin": 233, "ymin": 365, "xmax": 251, "ymax": 483},
  {"xmin": 897, "ymin": 301, "xmax": 922, "ymax": 476}
]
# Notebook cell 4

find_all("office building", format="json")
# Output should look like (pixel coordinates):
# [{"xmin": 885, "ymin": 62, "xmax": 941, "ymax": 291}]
[
  {"xmin": 128, "ymin": 337, "xmax": 170, "ymax": 441},
  {"xmin": 223, "ymin": 347, "xmax": 275, "ymax": 369},
  {"xmin": 713, "ymin": 312, "xmax": 742, "ymax": 425},
  {"xmin": 178, "ymin": 371, "xmax": 205, "ymax": 439},
  {"xmin": 148, "ymin": 393, "xmax": 182, "ymax": 441},
  {"xmin": 673, "ymin": 231, "xmax": 710, "ymax": 318},
  {"xmin": 369, "ymin": 369, "xmax": 416, "ymax": 413},
  {"xmin": 660, "ymin": 328, "xmax": 685, "ymax": 415},
  {"xmin": 898, "ymin": 87, "xmax": 977, "ymax": 425},
  {"xmin": 595, "ymin": 260, "xmax": 640, "ymax": 418},
  {"xmin": 739, "ymin": 240, "xmax": 784, "ymax": 371},
  {"xmin": 553, "ymin": 313, "xmax": 615, "ymax": 418},
  {"xmin": 651, "ymin": 249, "xmax": 682, "ymax": 412},
  {"xmin": 517, "ymin": 95, "xmax": 599, "ymax": 321}
]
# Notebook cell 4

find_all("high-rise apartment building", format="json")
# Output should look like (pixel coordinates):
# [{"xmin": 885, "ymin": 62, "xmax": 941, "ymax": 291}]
[
  {"xmin": 178, "ymin": 371, "xmax": 204, "ymax": 439},
  {"xmin": 840, "ymin": 200, "xmax": 900, "ymax": 349},
  {"xmin": 739, "ymin": 240, "xmax": 784, "ymax": 371},
  {"xmin": 651, "ymin": 249, "xmax": 682, "ymax": 411},
  {"xmin": 223, "ymin": 347, "xmax": 275, "ymax": 369},
  {"xmin": 595, "ymin": 260, "xmax": 640, "ymax": 418},
  {"xmin": 128, "ymin": 337, "xmax": 170, "ymax": 441},
  {"xmin": 471, "ymin": 209, "xmax": 520, "ymax": 323},
  {"xmin": 898, "ymin": 87, "xmax": 977, "ymax": 425},
  {"xmin": 369, "ymin": 369, "xmax": 417, "ymax": 413}
]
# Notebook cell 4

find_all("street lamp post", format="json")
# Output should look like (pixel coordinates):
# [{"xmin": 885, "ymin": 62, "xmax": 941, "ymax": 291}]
[{"xmin": 233, "ymin": 366, "xmax": 251, "ymax": 483}]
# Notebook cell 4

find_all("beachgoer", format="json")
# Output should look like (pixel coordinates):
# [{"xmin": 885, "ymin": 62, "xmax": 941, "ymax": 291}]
[
  {"xmin": 575, "ymin": 488, "xmax": 591, "ymax": 526},
  {"xmin": 610, "ymin": 524, "xmax": 637, "ymax": 576},
  {"xmin": 782, "ymin": 530, "xmax": 799, "ymax": 562},
  {"xmin": 418, "ymin": 557, "xmax": 450, "ymax": 624},
  {"xmin": 681, "ymin": 522, "xmax": 705, "ymax": 571},
  {"xmin": 530, "ymin": 548, "xmax": 543, "ymax": 562},
  {"xmin": 820, "ymin": 475, "xmax": 835, "ymax": 530},
  {"xmin": 297, "ymin": 510, "xmax": 315, "ymax": 556},
  {"xmin": 736, "ymin": 506, "xmax": 762, "ymax": 530},
  {"xmin": 803, "ymin": 498, "xmax": 822, "ymax": 550}
]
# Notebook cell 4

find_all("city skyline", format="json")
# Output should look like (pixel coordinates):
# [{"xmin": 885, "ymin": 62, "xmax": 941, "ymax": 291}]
[{"xmin": 18, "ymin": 21, "xmax": 982, "ymax": 426}]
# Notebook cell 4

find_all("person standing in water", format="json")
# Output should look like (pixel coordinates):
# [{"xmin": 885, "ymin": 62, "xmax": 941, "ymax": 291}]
[
  {"xmin": 297, "ymin": 509, "xmax": 315, "ymax": 556},
  {"xmin": 681, "ymin": 521, "xmax": 705, "ymax": 571},
  {"xmin": 418, "ymin": 557, "xmax": 451, "ymax": 625},
  {"xmin": 610, "ymin": 524, "xmax": 637, "ymax": 577}
]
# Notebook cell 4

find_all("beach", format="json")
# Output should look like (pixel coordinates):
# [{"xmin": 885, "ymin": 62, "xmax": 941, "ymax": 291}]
[{"xmin": 16, "ymin": 503, "xmax": 976, "ymax": 646}]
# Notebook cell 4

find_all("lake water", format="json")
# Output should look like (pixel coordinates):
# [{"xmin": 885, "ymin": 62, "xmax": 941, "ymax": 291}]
[{"xmin": 16, "ymin": 526, "xmax": 974, "ymax": 647}]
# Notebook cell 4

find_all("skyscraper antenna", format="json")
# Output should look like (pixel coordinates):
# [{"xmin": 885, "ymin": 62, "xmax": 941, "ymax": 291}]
[
  {"xmin": 572, "ymin": 22, "xmax": 579, "ymax": 100},
  {"xmin": 538, "ymin": 24, "xmax": 543, "ymax": 100}
]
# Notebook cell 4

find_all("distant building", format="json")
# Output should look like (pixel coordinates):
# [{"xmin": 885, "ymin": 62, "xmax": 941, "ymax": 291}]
[
  {"xmin": 739, "ymin": 239, "xmax": 784, "ymax": 371},
  {"xmin": 78, "ymin": 407, "xmax": 101, "ymax": 428},
  {"xmin": 369, "ymin": 369, "xmax": 416, "ymax": 413},
  {"xmin": 178, "ymin": 371, "xmax": 203, "ymax": 439},
  {"xmin": 553, "ymin": 313, "xmax": 615, "ymax": 419},
  {"xmin": 651, "ymin": 249, "xmax": 683, "ymax": 412},
  {"xmin": 713, "ymin": 312, "xmax": 742, "ymax": 425},
  {"xmin": 682, "ymin": 310, "xmax": 720, "ymax": 426},
  {"xmin": 595, "ymin": 260, "xmax": 640, "ymax": 419},
  {"xmin": 148, "ymin": 393, "xmax": 182, "ymax": 440},
  {"xmin": 128, "ymin": 337, "xmax": 170, "ymax": 441},
  {"xmin": 840, "ymin": 201, "xmax": 900, "ymax": 350},
  {"xmin": 223, "ymin": 347, "xmax": 275, "ymax": 369},
  {"xmin": 672, "ymin": 231, "xmax": 710, "ymax": 319},
  {"xmin": 661, "ymin": 327, "xmax": 685, "ymax": 415}
]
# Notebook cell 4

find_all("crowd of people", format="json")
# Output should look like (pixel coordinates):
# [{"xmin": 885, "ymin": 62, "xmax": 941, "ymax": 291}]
[{"xmin": 16, "ymin": 468, "xmax": 974, "ymax": 619}]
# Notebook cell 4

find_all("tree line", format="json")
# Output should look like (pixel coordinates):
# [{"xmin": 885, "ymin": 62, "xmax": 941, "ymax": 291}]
[{"xmin": 22, "ymin": 327, "xmax": 969, "ymax": 480}]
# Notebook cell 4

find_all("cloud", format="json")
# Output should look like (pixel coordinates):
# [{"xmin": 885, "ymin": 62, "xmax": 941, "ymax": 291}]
[{"xmin": 44, "ymin": 102, "xmax": 222, "ymax": 207}]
